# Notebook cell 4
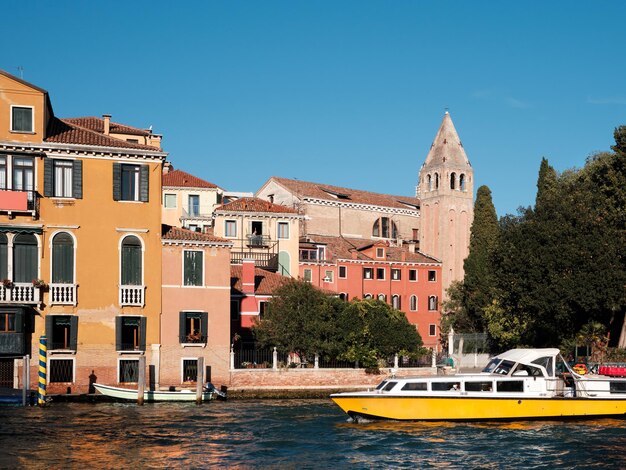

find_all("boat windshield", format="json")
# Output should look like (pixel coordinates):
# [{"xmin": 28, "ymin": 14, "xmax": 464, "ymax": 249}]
[
  {"xmin": 482, "ymin": 358, "xmax": 515, "ymax": 375},
  {"xmin": 375, "ymin": 381, "xmax": 388, "ymax": 390}
]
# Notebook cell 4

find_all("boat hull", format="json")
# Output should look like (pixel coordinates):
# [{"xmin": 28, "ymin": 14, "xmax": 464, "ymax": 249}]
[
  {"xmin": 331, "ymin": 395, "xmax": 626, "ymax": 421},
  {"xmin": 94, "ymin": 384, "xmax": 214, "ymax": 402}
]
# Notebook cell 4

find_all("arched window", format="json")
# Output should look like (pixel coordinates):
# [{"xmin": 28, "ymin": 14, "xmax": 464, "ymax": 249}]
[
  {"xmin": 0, "ymin": 233, "xmax": 7, "ymax": 280},
  {"xmin": 13, "ymin": 234, "xmax": 37, "ymax": 282},
  {"xmin": 427, "ymin": 174, "xmax": 432, "ymax": 191},
  {"xmin": 428, "ymin": 295, "xmax": 438, "ymax": 311},
  {"xmin": 459, "ymin": 174, "xmax": 466, "ymax": 191},
  {"xmin": 377, "ymin": 294, "xmax": 386, "ymax": 302},
  {"xmin": 392, "ymin": 295, "xmax": 401, "ymax": 309},
  {"xmin": 372, "ymin": 217, "xmax": 398, "ymax": 239},
  {"xmin": 364, "ymin": 293, "xmax": 372, "ymax": 299},
  {"xmin": 52, "ymin": 233, "xmax": 74, "ymax": 283},
  {"xmin": 410, "ymin": 295, "xmax": 417, "ymax": 311},
  {"xmin": 121, "ymin": 236, "xmax": 142, "ymax": 285},
  {"xmin": 339, "ymin": 292, "xmax": 348, "ymax": 301},
  {"xmin": 435, "ymin": 173, "xmax": 440, "ymax": 190},
  {"xmin": 450, "ymin": 172, "xmax": 456, "ymax": 190}
]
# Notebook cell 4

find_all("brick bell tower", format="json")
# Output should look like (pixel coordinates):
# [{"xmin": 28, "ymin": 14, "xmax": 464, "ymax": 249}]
[{"xmin": 417, "ymin": 112, "xmax": 474, "ymax": 297}]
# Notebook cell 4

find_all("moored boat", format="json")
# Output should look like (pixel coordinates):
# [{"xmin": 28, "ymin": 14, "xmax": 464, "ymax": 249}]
[
  {"xmin": 93, "ymin": 383, "xmax": 225, "ymax": 402},
  {"xmin": 331, "ymin": 348, "xmax": 626, "ymax": 421}
]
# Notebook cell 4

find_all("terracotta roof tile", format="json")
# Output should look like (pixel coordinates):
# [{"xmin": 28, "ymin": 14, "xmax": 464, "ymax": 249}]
[
  {"xmin": 162, "ymin": 169, "xmax": 218, "ymax": 189},
  {"xmin": 268, "ymin": 177, "xmax": 420, "ymax": 210},
  {"xmin": 217, "ymin": 197, "xmax": 298, "ymax": 214},
  {"xmin": 230, "ymin": 265, "xmax": 289, "ymax": 295},
  {"xmin": 63, "ymin": 117, "xmax": 152, "ymax": 136},
  {"xmin": 46, "ymin": 117, "xmax": 160, "ymax": 151},
  {"xmin": 162, "ymin": 224, "xmax": 230, "ymax": 243}
]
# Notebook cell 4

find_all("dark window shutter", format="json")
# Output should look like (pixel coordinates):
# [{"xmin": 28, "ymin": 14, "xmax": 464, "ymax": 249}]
[
  {"xmin": 52, "ymin": 233, "xmax": 74, "ymax": 283},
  {"xmin": 43, "ymin": 159, "xmax": 53, "ymax": 197},
  {"xmin": 0, "ymin": 234, "xmax": 7, "ymax": 280},
  {"xmin": 139, "ymin": 165, "xmax": 149, "ymax": 202},
  {"xmin": 139, "ymin": 317, "xmax": 147, "ymax": 351},
  {"xmin": 72, "ymin": 160, "xmax": 83, "ymax": 199},
  {"xmin": 200, "ymin": 312, "xmax": 208, "ymax": 341},
  {"xmin": 13, "ymin": 234, "xmax": 37, "ymax": 282},
  {"xmin": 121, "ymin": 237, "xmax": 142, "ymax": 285},
  {"xmin": 14, "ymin": 310, "xmax": 24, "ymax": 334},
  {"xmin": 179, "ymin": 312, "xmax": 186, "ymax": 343},
  {"xmin": 112, "ymin": 163, "xmax": 121, "ymax": 201},
  {"xmin": 115, "ymin": 317, "xmax": 122, "ymax": 351},
  {"xmin": 45, "ymin": 315, "xmax": 53, "ymax": 342},
  {"xmin": 70, "ymin": 316, "xmax": 78, "ymax": 350}
]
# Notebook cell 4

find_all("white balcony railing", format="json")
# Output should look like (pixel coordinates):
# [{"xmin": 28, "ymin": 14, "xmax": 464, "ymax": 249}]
[
  {"xmin": 0, "ymin": 283, "xmax": 41, "ymax": 304},
  {"xmin": 119, "ymin": 285, "xmax": 145, "ymax": 307},
  {"xmin": 50, "ymin": 283, "xmax": 77, "ymax": 305}
]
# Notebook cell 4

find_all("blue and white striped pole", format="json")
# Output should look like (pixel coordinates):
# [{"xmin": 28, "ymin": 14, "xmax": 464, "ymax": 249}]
[{"xmin": 38, "ymin": 336, "xmax": 47, "ymax": 406}]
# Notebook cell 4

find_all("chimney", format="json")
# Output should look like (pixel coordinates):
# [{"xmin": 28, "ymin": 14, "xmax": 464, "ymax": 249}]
[
  {"xmin": 401, "ymin": 251, "xmax": 406, "ymax": 262},
  {"xmin": 242, "ymin": 259, "xmax": 256, "ymax": 295},
  {"xmin": 351, "ymin": 250, "xmax": 358, "ymax": 260},
  {"xmin": 163, "ymin": 161, "xmax": 172, "ymax": 175},
  {"xmin": 240, "ymin": 259, "xmax": 258, "ymax": 329},
  {"xmin": 103, "ymin": 114, "xmax": 111, "ymax": 135},
  {"xmin": 408, "ymin": 242, "xmax": 416, "ymax": 254}
]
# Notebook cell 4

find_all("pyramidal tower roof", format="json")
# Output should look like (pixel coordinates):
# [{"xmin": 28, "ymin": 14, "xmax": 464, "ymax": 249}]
[{"xmin": 423, "ymin": 112, "xmax": 470, "ymax": 168}]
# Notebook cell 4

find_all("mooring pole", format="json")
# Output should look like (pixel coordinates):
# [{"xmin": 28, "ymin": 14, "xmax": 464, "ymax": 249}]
[
  {"xmin": 38, "ymin": 337, "xmax": 47, "ymax": 406},
  {"xmin": 196, "ymin": 356, "xmax": 204, "ymax": 404},
  {"xmin": 23, "ymin": 354, "xmax": 30, "ymax": 406},
  {"xmin": 137, "ymin": 355, "xmax": 146, "ymax": 405}
]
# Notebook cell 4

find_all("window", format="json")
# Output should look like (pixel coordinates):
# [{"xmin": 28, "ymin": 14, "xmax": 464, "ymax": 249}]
[
  {"xmin": 427, "ymin": 174, "xmax": 432, "ymax": 191},
  {"xmin": 188, "ymin": 195, "xmax": 200, "ymax": 216},
  {"xmin": 116, "ymin": 316, "xmax": 146, "ymax": 351},
  {"xmin": 0, "ymin": 234, "xmax": 6, "ymax": 280},
  {"xmin": 164, "ymin": 193, "xmax": 176, "ymax": 208},
  {"xmin": 376, "ymin": 268, "xmax": 385, "ymax": 280},
  {"xmin": 450, "ymin": 172, "xmax": 456, "ymax": 190},
  {"xmin": 183, "ymin": 359, "xmax": 199, "ymax": 382},
  {"xmin": 0, "ymin": 156, "xmax": 6, "ymax": 189},
  {"xmin": 410, "ymin": 295, "xmax": 417, "ymax": 311},
  {"xmin": 46, "ymin": 315, "xmax": 78, "ymax": 351},
  {"xmin": 376, "ymin": 248, "xmax": 385, "ymax": 258},
  {"xmin": 391, "ymin": 269, "xmax": 401, "ymax": 280},
  {"xmin": 338, "ymin": 266, "xmax": 347, "ymax": 279},
  {"xmin": 44, "ymin": 159, "xmax": 83, "ymax": 199},
  {"xmin": 179, "ymin": 311, "xmax": 207, "ymax": 343},
  {"xmin": 435, "ymin": 173, "xmax": 439, "ymax": 189},
  {"xmin": 183, "ymin": 250, "xmax": 203, "ymax": 286},
  {"xmin": 465, "ymin": 381, "xmax": 494, "ymax": 392},
  {"xmin": 401, "ymin": 382, "xmax": 427, "ymax": 391},
  {"xmin": 432, "ymin": 382, "xmax": 460, "ymax": 391},
  {"xmin": 429, "ymin": 324, "xmax": 437, "ymax": 336},
  {"xmin": 113, "ymin": 163, "xmax": 149, "ymax": 202},
  {"xmin": 13, "ymin": 157, "xmax": 34, "ymax": 192},
  {"xmin": 303, "ymin": 269, "xmax": 312, "ymax": 283},
  {"xmin": 119, "ymin": 359, "xmax": 139, "ymax": 383},
  {"xmin": 409, "ymin": 269, "xmax": 417, "ymax": 281},
  {"xmin": 364, "ymin": 293, "xmax": 372, "ymax": 299},
  {"xmin": 496, "ymin": 381, "xmax": 524, "ymax": 392},
  {"xmin": 460, "ymin": 174, "xmax": 466, "ymax": 191},
  {"xmin": 0, "ymin": 312, "xmax": 16, "ymax": 332},
  {"xmin": 121, "ymin": 236, "xmax": 142, "ymax": 285},
  {"xmin": 317, "ymin": 246, "xmax": 326, "ymax": 261},
  {"xmin": 11, "ymin": 106, "xmax": 33, "ymax": 132},
  {"xmin": 49, "ymin": 359, "xmax": 74, "ymax": 383},
  {"xmin": 300, "ymin": 249, "xmax": 317, "ymax": 261},
  {"xmin": 428, "ymin": 270, "xmax": 437, "ymax": 282},
  {"xmin": 259, "ymin": 301, "xmax": 269, "ymax": 319},
  {"xmin": 13, "ymin": 234, "xmax": 37, "ymax": 282},
  {"xmin": 377, "ymin": 294, "xmax": 386, "ymax": 302},
  {"xmin": 392, "ymin": 295, "xmax": 401, "ymax": 309},
  {"xmin": 225, "ymin": 220, "xmax": 237, "ymax": 237},
  {"xmin": 188, "ymin": 224, "xmax": 198, "ymax": 232},
  {"xmin": 372, "ymin": 217, "xmax": 398, "ymax": 239},
  {"xmin": 428, "ymin": 296, "xmax": 438, "ymax": 311},
  {"xmin": 363, "ymin": 267, "xmax": 373, "ymax": 279},
  {"xmin": 52, "ymin": 233, "xmax": 74, "ymax": 284},
  {"xmin": 323, "ymin": 270, "xmax": 333, "ymax": 282},
  {"xmin": 277, "ymin": 222, "xmax": 289, "ymax": 239},
  {"xmin": 339, "ymin": 293, "xmax": 348, "ymax": 301}
]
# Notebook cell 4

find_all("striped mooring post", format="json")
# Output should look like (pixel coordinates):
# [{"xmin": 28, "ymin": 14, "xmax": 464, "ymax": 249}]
[{"xmin": 38, "ymin": 336, "xmax": 47, "ymax": 406}]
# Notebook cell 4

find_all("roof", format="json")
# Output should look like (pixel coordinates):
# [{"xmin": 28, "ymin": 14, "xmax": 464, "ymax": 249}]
[
  {"xmin": 302, "ymin": 234, "xmax": 440, "ymax": 264},
  {"xmin": 0, "ymin": 69, "xmax": 49, "ymax": 96},
  {"xmin": 161, "ymin": 224, "xmax": 230, "ymax": 244},
  {"xmin": 265, "ymin": 177, "xmax": 420, "ymax": 210},
  {"xmin": 216, "ymin": 197, "xmax": 298, "ymax": 214},
  {"xmin": 46, "ymin": 117, "xmax": 161, "ymax": 151},
  {"xmin": 230, "ymin": 265, "xmax": 289, "ymax": 295},
  {"xmin": 494, "ymin": 349, "xmax": 561, "ymax": 365},
  {"xmin": 422, "ymin": 112, "xmax": 471, "ymax": 168},
  {"xmin": 63, "ymin": 117, "xmax": 151, "ymax": 136},
  {"xmin": 162, "ymin": 169, "xmax": 218, "ymax": 189}
]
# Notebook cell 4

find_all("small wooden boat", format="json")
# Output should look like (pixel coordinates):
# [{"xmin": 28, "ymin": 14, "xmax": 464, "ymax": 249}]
[{"xmin": 93, "ymin": 383, "xmax": 222, "ymax": 402}]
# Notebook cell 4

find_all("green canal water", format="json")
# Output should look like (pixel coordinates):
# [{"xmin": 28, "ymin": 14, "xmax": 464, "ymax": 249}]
[{"xmin": 1, "ymin": 399, "xmax": 626, "ymax": 468}]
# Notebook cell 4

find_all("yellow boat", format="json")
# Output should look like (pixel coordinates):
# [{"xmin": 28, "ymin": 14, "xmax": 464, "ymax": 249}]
[{"xmin": 330, "ymin": 348, "xmax": 626, "ymax": 421}]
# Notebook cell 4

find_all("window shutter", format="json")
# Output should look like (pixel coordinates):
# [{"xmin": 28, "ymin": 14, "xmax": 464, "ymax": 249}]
[
  {"xmin": 112, "ymin": 163, "xmax": 121, "ymax": 201},
  {"xmin": 43, "ymin": 159, "xmax": 53, "ymax": 197},
  {"xmin": 70, "ymin": 316, "xmax": 78, "ymax": 350},
  {"xmin": 139, "ymin": 317, "xmax": 147, "ymax": 351},
  {"xmin": 200, "ymin": 312, "xmax": 208, "ymax": 341},
  {"xmin": 72, "ymin": 160, "xmax": 83, "ymax": 199},
  {"xmin": 115, "ymin": 317, "xmax": 122, "ymax": 351},
  {"xmin": 45, "ymin": 315, "xmax": 53, "ymax": 341},
  {"xmin": 179, "ymin": 312, "xmax": 186, "ymax": 343},
  {"xmin": 14, "ymin": 310, "xmax": 24, "ymax": 334},
  {"xmin": 139, "ymin": 165, "xmax": 149, "ymax": 202}
]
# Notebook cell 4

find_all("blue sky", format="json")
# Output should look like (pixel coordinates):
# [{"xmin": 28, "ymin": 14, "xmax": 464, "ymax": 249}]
[{"xmin": 4, "ymin": 1, "xmax": 625, "ymax": 216}]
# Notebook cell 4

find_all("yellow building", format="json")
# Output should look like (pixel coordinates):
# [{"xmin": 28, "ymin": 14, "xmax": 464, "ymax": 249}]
[{"xmin": 0, "ymin": 70, "xmax": 166, "ymax": 393}]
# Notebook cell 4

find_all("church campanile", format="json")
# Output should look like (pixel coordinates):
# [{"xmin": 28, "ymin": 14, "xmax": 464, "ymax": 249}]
[{"xmin": 417, "ymin": 112, "xmax": 474, "ymax": 297}]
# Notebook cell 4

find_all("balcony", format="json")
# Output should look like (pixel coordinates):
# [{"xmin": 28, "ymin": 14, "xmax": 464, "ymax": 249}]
[
  {"xmin": 181, "ymin": 206, "xmax": 214, "ymax": 221},
  {"xmin": 246, "ymin": 234, "xmax": 272, "ymax": 247},
  {"xmin": 0, "ymin": 189, "xmax": 38, "ymax": 219},
  {"xmin": 50, "ymin": 283, "xmax": 77, "ymax": 306},
  {"xmin": 231, "ymin": 252, "xmax": 278, "ymax": 271},
  {"xmin": 119, "ymin": 285, "xmax": 145, "ymax": 307},
  {"xmin": 0, "ymin": 283, "xmax": 41, "ymax": 304}
]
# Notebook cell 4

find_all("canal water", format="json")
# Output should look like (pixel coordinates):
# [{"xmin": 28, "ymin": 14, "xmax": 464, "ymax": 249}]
[{"xmin": 2, "ymin": 399, "xmax": 625, "ymax": 468}]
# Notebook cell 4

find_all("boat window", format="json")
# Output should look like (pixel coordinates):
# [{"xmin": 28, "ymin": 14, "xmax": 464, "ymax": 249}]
[
  {"xmin": 496, "ymin": 381, "xmax": 524, "ymax": 392},
  {"xmin": 383, "ymin": 381, "xmax": 398, "ymax": 392},
  {"xmin": 401, "ymin": 382, "xmax": 427, "ymax": 391},
  {"xmin": 532, "ymin": 356, "xmax": 554, "ymax": 376},
  {"xmin": 512, "ymin": 364, "xmax": 544, "ymax": 377},
  {"xmin": 432, "ymin": 382, "xmax": 460, "ymax": 391},
  {"xmin": 610, "ymin": 382, "xmax": 626, "ymax": 394},
  {"xmin": 493, "ymin": 360, "xmax": 515, "ymax": 375},
  {"xmin": 465, "ymin": 381, "xmax": 493, "ymax": 392},
  {"xmin": 375, "ymin": 381, "xmax": 388, "ymax": 390},
  {"xmin": 482, "ymin": 358, "xmax": 501, "ymax": 373}
]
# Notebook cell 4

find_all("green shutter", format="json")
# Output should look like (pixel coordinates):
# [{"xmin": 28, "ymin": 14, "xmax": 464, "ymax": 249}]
[
  {"xmin": 200, "ymin": 312, "xmax": 208, "ymax": 341},
  {"xmin": 184, "ymin": 251, "xmax": 202, "ymax": 286},
  {"xmin": 121, "ymin": 237, "xmax": 142, "ymax": 285},
  {"xmin": 115, "ymin": 317, "xmax": 122, "ymax": 351},
  {"xmin": 72, "ymin": 160, "xmax": 83, "ymax": 199},
  {"xmin": 0, "ymin": 234, "xmax": 7, "ymax": 280},
  {"xmin": 52, "ymin": 233, "xmax": 73, "ymax": 283},
  {"xmin": 179, "ymin": 312, "xmax": 187, "ymax": 343},
  {"xmin": 13, "ymin": 234, "xmax": 37, "ymax": 282},
  {"xmin": 14, "ymin": 310, "xmax": 24, "ymax": 334},
  {"xmin": 139, "ymin": 165, "xmax": 149, "ymax": 202},
  {"xmin": 45, "ymin": 315, "xmax": 53, "ymax": 342},
  {"xmin": 112, "ymin": 163, "xmax": 121, "ymax": 201},
  {"xmin": 139, "ymin": 317, "xmax": 147, "ymax": 351},
  {"xmin": 44, "ymin": 159, "xmax": 53, "ymax": 197},
  {"xmin": 70, "ymin": 316, "xmax": 78, "ymax": 350}
]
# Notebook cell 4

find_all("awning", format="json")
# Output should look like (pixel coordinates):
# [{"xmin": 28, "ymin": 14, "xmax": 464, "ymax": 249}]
[{"xmin": 0, "ymin": 225, "xmax": 43, "ymax": 234}]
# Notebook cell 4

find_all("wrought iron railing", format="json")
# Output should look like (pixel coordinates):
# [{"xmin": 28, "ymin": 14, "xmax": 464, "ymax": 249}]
[{"xmin": 180, "ymin": 334, "xmax": 207, "ymax": 344}]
